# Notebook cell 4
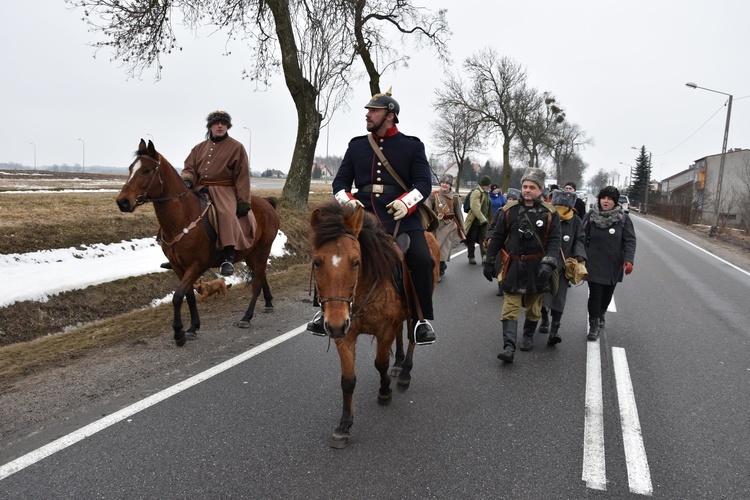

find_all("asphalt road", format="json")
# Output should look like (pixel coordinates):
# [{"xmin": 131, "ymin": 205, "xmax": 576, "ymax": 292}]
[{"xmin": 1, "ymin": 215, "xmax": 749, "ymax": 498}]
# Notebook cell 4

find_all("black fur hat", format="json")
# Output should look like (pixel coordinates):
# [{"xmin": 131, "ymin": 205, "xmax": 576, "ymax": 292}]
[
  {"xmin": 598, "ymin": 185, "xmax": 620, "ymax": 202},
  {"xmin": 206, "ymin": 110, "xmax": 232, "ymax": 129}
]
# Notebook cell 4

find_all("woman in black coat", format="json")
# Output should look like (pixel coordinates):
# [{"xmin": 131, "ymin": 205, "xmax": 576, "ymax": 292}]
[{"xmin": 582, "ymin": 186, "xmax": 636, "ymax": 341}]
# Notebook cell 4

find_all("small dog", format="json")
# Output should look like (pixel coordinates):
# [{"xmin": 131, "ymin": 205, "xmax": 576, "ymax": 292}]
[{"xmin": 193, "ymin": 278, "xmax": 231, "ymax": 303}]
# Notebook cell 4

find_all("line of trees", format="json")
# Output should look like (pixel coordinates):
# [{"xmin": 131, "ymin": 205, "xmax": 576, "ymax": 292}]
[{"xmin": 431, "ymin": 48, "xmax": 591, "ymax": 193}]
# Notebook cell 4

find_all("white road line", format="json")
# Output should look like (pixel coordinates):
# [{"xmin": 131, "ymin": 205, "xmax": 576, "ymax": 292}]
[
  {"xmin": 612, "ymin": 347, "xmax": 653, "ymax": 496},
  {"xmin": 0, "ymin": 325, "xmax": 307, "ymax": 482},
  {"xmin": 583, "ymin": 339, "xmax": 606, "ymax": 490}
]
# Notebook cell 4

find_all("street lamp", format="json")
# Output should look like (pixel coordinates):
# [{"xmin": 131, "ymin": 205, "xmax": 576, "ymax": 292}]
[
  {"xmin": 631, "ymin": 146, "xmax": 652, "ymax": 214},
  {"xmin": 30, "ymin": 142, "xmax": 36, "ymax": 170},
  {"xmin": 78, "ymin": 138, "xmax": 85, "ymax": 173},
  {"xmin": 685, "ymin": 82, "xmax": 733, "ymax": 237},
  {"xmin": 619, "ymin": 161, "xmax": 634, "ymax": 189},
  {"xmin": 242, "ymin": 126, "xmax": 252, "ymax": 166}
]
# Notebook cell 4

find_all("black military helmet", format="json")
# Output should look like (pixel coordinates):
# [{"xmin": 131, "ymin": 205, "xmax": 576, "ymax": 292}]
[
  {"xmin": 206, "ymin": 110, "xmax": 232, "ymax": 129},
  {"xmin": 364, "ymin": 88, "xmax": 400, "ymax": 123}
]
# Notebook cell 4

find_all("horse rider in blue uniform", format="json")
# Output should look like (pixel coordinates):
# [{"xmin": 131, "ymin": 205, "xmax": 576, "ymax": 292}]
[{"xmin": 307, "ymin": 89, "xmax": 437, "ymax": 345}]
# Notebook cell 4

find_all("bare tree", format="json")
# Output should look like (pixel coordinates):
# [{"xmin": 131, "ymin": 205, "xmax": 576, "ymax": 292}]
[
  {"xmin": 514, "ymin": 90, "xmax": 565, "ymax": 170},
  {"xmin": 435, "ymin": 49, "xmax": 527, "ymax": 191},
  {"xmin": 430, "ymin": 96, "xmax": 483, "ymax": 194},
  {"xmin": 549, "ymin": 121, "xmax": 591, "ymax": 186}
]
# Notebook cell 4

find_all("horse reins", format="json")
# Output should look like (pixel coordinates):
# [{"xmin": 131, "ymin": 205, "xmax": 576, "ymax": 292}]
[{"xmin": 133, "ymin": 155, "xmax": 191, "ymax": 206}]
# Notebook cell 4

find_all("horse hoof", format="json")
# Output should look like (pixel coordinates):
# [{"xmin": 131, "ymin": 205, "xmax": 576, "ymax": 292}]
[
  {"xmin": 185, "ymin": 332, "xmax": 197, "ymax": 341},
  {"xmin": 397, "ymin": 377, "xmax": 411, "ymax": 391},
  {"xmin": 175, "ymin": 335, "xmax": 187, "ymax": 347},
  {"xmin": 377, "ymin": 390, "xmax": 392, "ymax": 406},
  {"xmin": 330, "ymin": 434, "xmax": 350, "ymax": 449},
  {"xmin": 237, "ymin": 320, "xmax": 251, "ymax": 329}
]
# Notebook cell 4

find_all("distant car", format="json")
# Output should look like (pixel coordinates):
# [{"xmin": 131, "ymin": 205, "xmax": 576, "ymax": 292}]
[
  {"xmin": 575, "ymin": 190, "xmax": 587, "ymax": 202},
  {"xmin": 619, "ymin": 195, "xmax": 630, "ymax": 213}
]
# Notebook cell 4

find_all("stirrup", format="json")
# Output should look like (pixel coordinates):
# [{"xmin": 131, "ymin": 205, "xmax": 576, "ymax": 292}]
[{"xmin": 412, "ymin": 320, "xmax": 436, "ymax": 345}]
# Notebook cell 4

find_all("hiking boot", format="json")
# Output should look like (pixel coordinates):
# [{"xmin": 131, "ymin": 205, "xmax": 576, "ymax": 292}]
[
  {"xmin": 538, "ymin": 308, "xmax": 550, "ymax": 333},
  {"xmin": 587, "ymin": 318, "xmax": 600, "ymax": 341},
  {"xmin": 307, "ymin": 311, "xmax": 327, "ymax": 336},
  {"xmin": 547, "ymin": 322, "xmax": 562, "ymax": 346},
  {"xmin": 160, "ymin": 262, "xmax": 173, "ymax": 270},
  {"xmin": 468, "ymin": 257, "xmax": 476, "ymax": 265},
  {"xmin": 519, "ymin": 319, "xmax": 538, "ymax": 351},
  {"xmin": 599, "ymin": 314, "xmax": 606, "ymax": 329},
  {"xmin": 413, "ymin": 321, "xmax": 436, "ymax": 345},
  {"xmin": 220, "ymin": 261, "xmax": 234, "ymax": 276}
]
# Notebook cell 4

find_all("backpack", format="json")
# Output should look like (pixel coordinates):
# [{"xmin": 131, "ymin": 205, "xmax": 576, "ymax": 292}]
[{"xmin": 462, "ymin": 188, "xmax": 477, "ymax": 213}]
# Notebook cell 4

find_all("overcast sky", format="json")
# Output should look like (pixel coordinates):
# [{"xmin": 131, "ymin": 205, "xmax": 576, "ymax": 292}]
[{"xmin": 2, "ymin": 1, "xmax": 749, "ymax": 187}]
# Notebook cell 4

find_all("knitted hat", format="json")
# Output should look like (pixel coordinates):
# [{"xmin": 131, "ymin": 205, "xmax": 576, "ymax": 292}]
[
  {"xmin": 564, "ymin": 181, "xmax": 577, "ymax": 190},
  {"xmin": 479, "ymin": 175, "xmax": 492, "ymax": 187},
  {"xmin": 598, "ymin": 185, "xmax": 620, "ymax": 202},
  {"xmin": 206, "ymin": 110, "xmax": 232, "ymax": 129},
  {"xmin": 439, "ymin": 173, "xmax": 454, "ymax": 186},
  {"xmin": 506, "ymin": 188, "xmax": 521, "ymax": 200},
  {"xmin": 521, "ymin": 168, "xmax": 546, "ymax": 189},
  {"xmin": 552, "ymin": 189, "xmax": 577, "ymax": 208}
]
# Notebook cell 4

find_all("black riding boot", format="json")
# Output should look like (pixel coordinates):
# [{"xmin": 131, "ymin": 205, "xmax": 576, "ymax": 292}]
[
  {"xmin": 538, "ymin": 307, "xmax": 550, "ymax": 333},
  {"xmin": 496, "ymin": 283, "xmax": 504, "ymax": 296},
  {"xmin": 547, "ymin": 321, "xmax": 562, "ymax": 345},
  {"xmin": 220, "ymin": 246, "xmax": 235, "ymax": 276},
  {"xmin": 307, "ymin": 310, "xmax": 326, "ymax": 336},
  {"xmin": 498, "ymin": 319, "xmax": 518, "ymax": 362},
  {"xmin": 519, "ymin": 319, "xmax": 538, "ymax": 351},
  {"xmin": 587, "ymin": 318, "xmax": 600, "ymax": 341}
]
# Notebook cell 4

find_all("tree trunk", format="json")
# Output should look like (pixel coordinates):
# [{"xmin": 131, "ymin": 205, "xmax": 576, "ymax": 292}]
[
  {"xmin": 502, "ymin": 140, "xmax": 512, "ymax": 192},
  {"xmin": 266, "ymin": 0, "xmax": 322, "ymax": 207}
]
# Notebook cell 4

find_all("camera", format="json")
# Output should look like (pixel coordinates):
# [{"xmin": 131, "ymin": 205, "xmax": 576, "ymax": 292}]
[{"xmin": 519, "ymin": 228, "xmax": 535, "ymax": 240}]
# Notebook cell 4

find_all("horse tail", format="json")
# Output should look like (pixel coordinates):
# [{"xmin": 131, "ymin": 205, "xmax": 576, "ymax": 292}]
[{"xmin": 265, "ymin": 197, "xmax": 277, "ymax": 210}]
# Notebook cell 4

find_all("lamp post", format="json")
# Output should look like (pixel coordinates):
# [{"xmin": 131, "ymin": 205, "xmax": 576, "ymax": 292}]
[
  {"xmin": 630, "ymin": 146, "xmax": 652, "ymax": 214},
  {"xmin": 78, "ymin": 138, "xmax": 85, "ymax": 173},
  {"xmin": 685, "ymin": 82, "xmax": 733, "ymax": 237},
  {"xmin": 30, "ymin": 142, "xmax": 36, "ymax": 170},
  {"xmin": 619, "ymin": 161, "xmax": 634, "ymax": 189},
  {"xmin": 242, "ymin": 126, "xmax": 252, "ymax": 166}
]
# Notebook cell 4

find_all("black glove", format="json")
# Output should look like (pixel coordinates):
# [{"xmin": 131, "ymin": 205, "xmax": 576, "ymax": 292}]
[
  {"xmin": 480, "ymin": 220, "xmax": 488, "ymax": 227},
  {"xmin": 538, "ymin": 262, "xmax": 554, "ymax": 283},
  {"xmin": 236, "ymin": 202, "xmax": 251, "ymax": 218},
  {"xmin": 183, "ymin": 178, "xmax": 193, "ymax": 189},
  {"xmin": 483, "ymin": 262, "xmax": 495, "ymax": 282}
]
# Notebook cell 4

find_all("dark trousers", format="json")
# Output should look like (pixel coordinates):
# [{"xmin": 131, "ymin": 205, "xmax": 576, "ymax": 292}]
[
  {"xmin": 587, "ymin": 282, "xmax": 617, "ymax": 319},
  {"xmin": 404, "ymin": 230, "xmax": 435, "ymax": 320},
  {"xmin": 465, "ymin": 222, "xmax": 487, "ymax": 260}
]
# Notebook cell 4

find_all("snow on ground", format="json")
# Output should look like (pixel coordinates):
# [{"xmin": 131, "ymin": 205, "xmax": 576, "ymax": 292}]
[{"xmin": 0, "ymin": 232, "xmax": 288, "ymax": 308}]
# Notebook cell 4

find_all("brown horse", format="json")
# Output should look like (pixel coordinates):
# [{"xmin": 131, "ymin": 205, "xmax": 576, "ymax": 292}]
[
  {"xmin": 309, "ymin": 201, "xmax": 440, "ymax": 448},
  {"xmin": 116, "ymin": 139, "xmax": 280, "ymax": 346}
]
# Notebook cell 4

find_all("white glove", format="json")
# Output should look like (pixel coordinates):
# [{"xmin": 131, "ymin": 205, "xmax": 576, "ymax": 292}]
[
  {"xmin": 386, "ymin": 199, "xmax": 408, "ymax": 220},
  {"xmin": 334, "ymin": 189, "xmax": 363, "ymax": 209}
]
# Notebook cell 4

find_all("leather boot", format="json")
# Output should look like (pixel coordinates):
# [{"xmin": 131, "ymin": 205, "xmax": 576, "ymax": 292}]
[
  {"xmin": 599, "ymin": 314, "xmax": 606, "ymax": 329},
  {"xmin": 538, "ymin": 308, "xmax": 550, "ymax": 333},
  {"xmin": 497, "ymin": 319, "xmax": 517, "ymax": 362},
  {"xmin": 306, "ymin": 310, "xmax": 326, "ymax": 336},
  {"xmin": 547, "ymin": 322, "xmax": 562, "ymax": 345},
  {"xmin": 519, "ymin": 319, "xmax": 538, "ymax": 351},
  {"xmin": 587, "ymin": 318, "xmax": 600, "ymax": 341},
  {"xmin": 220, "ymin": 246, "xmax": 235, "ymax": 276}
]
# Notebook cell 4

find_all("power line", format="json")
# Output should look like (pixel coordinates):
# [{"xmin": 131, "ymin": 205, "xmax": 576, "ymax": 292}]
[{"xmin": 654, "ymin": 103, "xmax": 725, "ymax": 157}]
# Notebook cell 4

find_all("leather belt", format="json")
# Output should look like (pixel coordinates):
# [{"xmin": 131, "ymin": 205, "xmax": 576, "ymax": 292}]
[
  {"xmin": 358, "ymin": 184, "xmax": 403, "ymax": 194},
  {"xmin": 509, "ymin": 252, "xmax": 544, "ymax": 261}
]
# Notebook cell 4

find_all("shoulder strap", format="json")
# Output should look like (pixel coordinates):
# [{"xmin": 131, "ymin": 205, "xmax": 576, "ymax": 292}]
[{"xmin": 367, "ymin": 134, "xmax": 407, "ymax": 192}]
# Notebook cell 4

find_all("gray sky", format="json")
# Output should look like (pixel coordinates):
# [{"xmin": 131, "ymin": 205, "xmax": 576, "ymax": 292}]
[{"xmin": 2, "ymin": 0, "xmax": 749, "ymax": 187}]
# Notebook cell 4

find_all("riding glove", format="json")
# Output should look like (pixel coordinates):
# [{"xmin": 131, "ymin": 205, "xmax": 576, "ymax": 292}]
[
  {"xmin": 386, "ymin": 199, "xmax": 408, "ymax": 220},
  {"xmin": 537, "ymin": 262, "xmax": 554, "ymax": 283},
  {"xmin": 183, "ymin": 178, "xmax": 193, "ymax": 189},
  {"xmin": 236, "ymin": 202, "xmax": 251, "ymax": 218}
]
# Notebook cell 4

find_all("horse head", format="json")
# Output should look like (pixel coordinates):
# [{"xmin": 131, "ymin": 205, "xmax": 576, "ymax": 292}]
[
  {"xmin": 116, "ymin": 139, "xmax": 179, "ymax": 212},
  {"xmin": 310, "ymin": 203, "xmax": 365, "ymax": 338}
]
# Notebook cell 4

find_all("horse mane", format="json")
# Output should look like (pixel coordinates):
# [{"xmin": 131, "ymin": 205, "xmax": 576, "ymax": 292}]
[{"xmin": 312, "ymin": 201, "xmax": 400, "ymax": 285}]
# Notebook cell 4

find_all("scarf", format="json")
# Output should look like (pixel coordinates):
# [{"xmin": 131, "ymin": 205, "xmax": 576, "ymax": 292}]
[
  {"xmin": 589, "ymin": 204, "xmax": 624, "ymax": 229},
  {"xmin": 556, "ymin": 206, "xmax": 574, "ymax": 221}
]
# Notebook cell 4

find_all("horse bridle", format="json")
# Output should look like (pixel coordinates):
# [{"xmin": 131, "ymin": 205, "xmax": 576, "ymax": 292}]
[{"xmin": 133, "ymin": 155, "xmax": 191, "ymax": 206}]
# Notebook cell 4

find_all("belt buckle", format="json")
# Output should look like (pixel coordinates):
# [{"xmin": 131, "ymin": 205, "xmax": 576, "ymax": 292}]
[{"xmin": 373, "ymin": 184, "xmax": 384, "ymax": 194}]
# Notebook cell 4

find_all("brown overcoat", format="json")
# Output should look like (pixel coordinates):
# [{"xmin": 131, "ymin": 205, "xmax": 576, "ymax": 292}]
[{"xmin": 182, "ymin": 135, "xmax": 256, "ymax": 250}]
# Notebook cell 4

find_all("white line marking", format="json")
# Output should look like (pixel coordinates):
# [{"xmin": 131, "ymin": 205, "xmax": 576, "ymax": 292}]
[
  {"xmin": 583, "ymin": 339, "xmax": 606, "ymax": 490},
  {"xmin": 635, "ymin": 216, "xmax": 750, "ymax": 278},
  {"xmin": 612, "ymin": 347, "xmax": 653, "ymax": 496},
  {"xmin": 0, "ymin": 325, "xmax": 307, "ymax": 482}
]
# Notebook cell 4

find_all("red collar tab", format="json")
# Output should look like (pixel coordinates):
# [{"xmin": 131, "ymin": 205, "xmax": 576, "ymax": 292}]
[{"xmin": 372, "ymin": 126, "xmax": 399, "ymax": 139}]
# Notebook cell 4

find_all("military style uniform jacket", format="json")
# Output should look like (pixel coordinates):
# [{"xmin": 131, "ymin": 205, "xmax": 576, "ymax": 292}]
[
  {"xmin": 332, "ymin": 129, "xmax": 433, "ymax": 235},
  {"xmin": 486, "ymin": 199, "xmax": 562, "ymax": 295}
]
